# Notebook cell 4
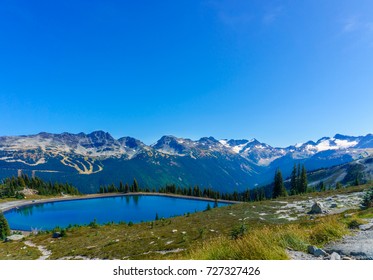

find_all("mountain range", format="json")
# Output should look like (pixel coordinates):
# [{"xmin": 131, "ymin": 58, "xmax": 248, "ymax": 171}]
[{"xmin": 0, "ymin": 131, "xmax": 372, "ymax": 193}]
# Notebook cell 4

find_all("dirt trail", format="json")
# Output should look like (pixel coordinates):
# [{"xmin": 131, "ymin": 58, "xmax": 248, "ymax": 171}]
[{"xmin": 24, "ymin": 240, "xmax": 52, "ymax": 260}]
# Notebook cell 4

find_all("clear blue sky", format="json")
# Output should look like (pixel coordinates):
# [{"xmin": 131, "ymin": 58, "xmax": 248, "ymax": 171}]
[{"xmin": 1, "ymin": 0, "xmax": 372, "ymax": 147}]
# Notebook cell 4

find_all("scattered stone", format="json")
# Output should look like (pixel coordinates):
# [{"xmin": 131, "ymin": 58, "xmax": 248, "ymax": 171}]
[
  {"xmin": 5, "ymin": 234, "xmax": 24, "ymax": 242},
  {"xmin": 342, "ymin": 256, "xmax": 352, "ymax": 260},
  {"xmin": 308, "ymin": 245, "xmax": 327, "ymax": 257},
  {"xmin": 308, "ymin": 202, "xmax": 325, "ymax": 214},
  {"xmin": 314, "ymin": 248, "xmax": 327, "ymax": 257},
  {"xmin": 344, "ymin": 213, "xmax": 353, "ymax": 218},
  {"xmin": 308, "ymin": 245, "xmax": 317, "ymax": 255},
  {"xmin": 172, "ymin": 229, "xmax": 178, "ymax": 233},
  {"xmin": 330, "ymin": 203, "xmax": 338, "ymax": 208},
  {"xmin": 330, "ymin": 252, "xmax": 341, "ymax": 260},
  {"xmin": 359, "ymin": 223, "xmax": 373, "ymax": 231},
  {"xmin": 181, "ymin": 231, "xmax": 186, "ymax": 235},
  {"xmin": 52, "ymin": 232, "xmax": 61, "ymax": 238}
]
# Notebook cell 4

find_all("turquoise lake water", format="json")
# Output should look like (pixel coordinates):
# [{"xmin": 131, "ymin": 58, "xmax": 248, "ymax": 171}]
[{"xmin": 4, "ymin": 195, "xmax": 230, "ymax": 231}]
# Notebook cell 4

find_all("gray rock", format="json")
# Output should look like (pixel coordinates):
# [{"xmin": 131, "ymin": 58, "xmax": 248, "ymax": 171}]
[
  {"xmin": 314, "ymin": 248, "xmax": 327, "ymax": 257},
  {"xmin": 359, "ymin": 223, "xmax": 373, "ymax": 231},
  {"xmin": 330, "ymin": 203, "xmax": 338, "ymax": 208},
  {"xmin": 342, "ymin": 256, "xmax": 352, "ymax": 260},
  {"xmin": 330, "ymin": 252, "xmax": 341, "ymax": 260},
  {"xmin": 309, "ymin": 202, "xmax": 324, "ymax": 214},
  {"xmin": 308, "ymin": 245, "xmax": 317, "ymax": 255},
  {"xmin": 5, "ymin": 234, "xmax": 24, "ymax": 242},
  {"xmin": 52, "ymin": 232, "xmax": 61, "ymax": 238}
]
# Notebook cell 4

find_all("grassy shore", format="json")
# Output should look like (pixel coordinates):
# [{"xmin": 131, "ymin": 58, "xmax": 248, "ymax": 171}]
[{"xmin": 0, "ymin": 184, "xmax": 371, "ymax": 260}]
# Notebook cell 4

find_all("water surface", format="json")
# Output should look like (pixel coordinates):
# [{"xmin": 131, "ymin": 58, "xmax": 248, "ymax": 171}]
[{"xmin": 4, "ymin": 195, "xmax": 230, "ymax": 230}]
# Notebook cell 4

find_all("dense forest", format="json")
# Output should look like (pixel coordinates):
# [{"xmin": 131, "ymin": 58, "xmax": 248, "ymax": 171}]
[{"xmin": 0, "ymin": 175, "xmax": 81, "ymax": 199}]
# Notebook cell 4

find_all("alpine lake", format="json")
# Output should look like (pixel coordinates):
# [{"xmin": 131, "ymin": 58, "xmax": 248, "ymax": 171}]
[{"xmin": 4, "ymin": 195, "xmax": 231, "ymax": 231}]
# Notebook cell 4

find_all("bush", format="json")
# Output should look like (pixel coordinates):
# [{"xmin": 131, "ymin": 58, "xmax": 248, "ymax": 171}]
[
  {"xmin": 230, "ymin": 224, "xmax": 248, "ymax": 240},
  {"xmin": 347, "ymin": 219, "xmax": 363, "ymax": 229},
  {"xmin": 362, "ymin": 187, "xmax": 373, "ymax": 209},
  {"xmin": 88, "ymin": 219, "xmax": 99, "ymax": 228}
]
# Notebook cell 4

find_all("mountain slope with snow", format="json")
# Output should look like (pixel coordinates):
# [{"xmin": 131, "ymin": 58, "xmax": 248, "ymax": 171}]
[{"xmin": 0, "ymin": 131, "xmax": 372, "ymax": 193}]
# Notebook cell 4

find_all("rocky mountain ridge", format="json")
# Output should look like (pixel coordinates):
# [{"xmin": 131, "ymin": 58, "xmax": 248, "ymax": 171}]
[{"xmin": 0, "ymin": 131, "xmax": 372, "ymax": 193}]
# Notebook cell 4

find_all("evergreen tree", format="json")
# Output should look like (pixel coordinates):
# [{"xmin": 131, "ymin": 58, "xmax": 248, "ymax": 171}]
[
  {"xmin": 300, "ymin": 165, "xmax": 308, "ymax": 193},
  {"xmin": 0, "ymin": 211, "xmax": 10, "ymax": 240},
  {"xmin": 205, "ymin": 203, "xmax": 211, "ymax": 211},
  {"xmin": 243, "ymin": 189, "xmax": 251, "ymax": 202},
  {"xmin": 213, "ymin": 199, "xmax": 219, "ymax": 208},
  {"xmin": 290, "ymin": 163, "xmax": 298, "ymax": 195},
  {"xmin": 318, "ymin": 181, "xmax": 325, "ymax": 192},
  {"xmin": 119, "ymin": 181, "xmax": 124, "ymax": 192},
  {"xmin": 273, "ymin": 169, "xmax": 287, "ymax": 198},
  {"xmin": 124, "ymin": 183, "xmax": 130, "ymax": 193},
  {"xmin": 296, "ymin": 163, "xmax": 301, "ymax": 193},
  {"xmin": 133, "ymin": 179, "xmax": 139, "ymax": 192}
]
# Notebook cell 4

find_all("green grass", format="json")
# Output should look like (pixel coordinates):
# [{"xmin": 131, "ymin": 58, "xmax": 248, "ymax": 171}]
[
  {"xmin": 188, "ymin": 215, "xmax": 348, "ymax": 260},
  {"xmin": 0, "ymin": 240, "xmax": 41, "ymax": 260},
  {"xmin": 0, "ymin": 184, "xmax": 371, "ymax": 260}
]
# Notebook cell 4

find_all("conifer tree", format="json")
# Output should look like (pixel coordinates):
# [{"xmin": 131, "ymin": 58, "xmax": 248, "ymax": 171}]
[
  {"xmin": 290, "ymin": 163, "xmax": 298, "ymax": 195},
  {"xmin": 318, "ymin": 181, "xmax": 325, "ymax": 192},
  {"xmin": 213, "ymin": 199, "xmax": 219, "ymax": 208},
  {"xmin": 296, "ymin": 163, "xmax": 301, "ymax": 193},
  {"xmin": 119, "ymin": 181, "xmax": 124, "ymax": 192},
  {"xmin": 300, "ymin": 165, "xmax": 308, "ymax": 193},
  {"xmin": 133, "ymin": 179, "xmax": 139, "ymax": 192},
  {"xmin": 243, "ymin": 189, "xmax": 251, "ymax": 202},
  {"xmin": 0, "ymin": 211, "xmax": 10, "ymax": 240},
  {"xmin": 273, "ymin": 169, "xmax": 287, "ymax": 198}
]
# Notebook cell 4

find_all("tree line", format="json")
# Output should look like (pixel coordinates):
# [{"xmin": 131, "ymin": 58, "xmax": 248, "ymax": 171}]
[{"xmin": 98, "ymin": 178, "xmax": 275, "ymax": 202}]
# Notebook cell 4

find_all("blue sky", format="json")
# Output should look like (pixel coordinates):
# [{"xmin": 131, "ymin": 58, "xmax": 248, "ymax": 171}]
[{"xmin": 1, "ymin": 0, "xmax": 372, "ymax": 147}]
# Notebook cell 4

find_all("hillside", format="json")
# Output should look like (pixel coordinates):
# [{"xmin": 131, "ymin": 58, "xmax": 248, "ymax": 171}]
[{"xmin": 0, "ymin": 131, "xmax": 372, "ymax": 193}]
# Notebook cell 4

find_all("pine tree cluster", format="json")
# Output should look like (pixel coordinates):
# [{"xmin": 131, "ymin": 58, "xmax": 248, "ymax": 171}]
[
  {"xmin": 290, "ymin": 164, "xmax": 308, "ymax": 195},
  {"xmin": 0, "ymin": 175, "xmax": 81, "ymax": 198}
]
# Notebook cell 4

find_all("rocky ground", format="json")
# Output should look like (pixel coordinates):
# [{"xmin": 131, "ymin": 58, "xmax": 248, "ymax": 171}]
[{"xmin": 287, "ymin": 219, "xmax": 373, "ymax": 260}]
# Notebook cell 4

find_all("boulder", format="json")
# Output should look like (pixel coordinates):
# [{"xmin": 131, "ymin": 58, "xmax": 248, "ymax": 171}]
[
  {"xmin": 309, "ymin": 202, "xmax": 324, "ymax": 214},
  {"xmin": 307, "ymin": 245, "xmax": 317, "ymax": 255},
  {"xmin": 314, "ymin": 248, "xmax": 327, "ymax": 257},
  {"xmin": 330, "ymin": 252, "xmax": 341, "ymax": 260},
  {"xmin": 308, "ymin": 245, "xmax": 327, "ymax": 257},
  {"xmin": 5, "ymin": 234, "xmax": 24, "ymax": 242},
  {"xmin": 330, "ymin": 203, "xmax": 338, "ymax": 208},
  {"xmin": 52, "ymin": 232, "xmax": 61, "ymax": 238}
]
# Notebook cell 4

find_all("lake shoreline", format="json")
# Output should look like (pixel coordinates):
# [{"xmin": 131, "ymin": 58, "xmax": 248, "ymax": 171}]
[{"xmin": 1, "ymin": 192, "xmax": 239, "ymax": 231}]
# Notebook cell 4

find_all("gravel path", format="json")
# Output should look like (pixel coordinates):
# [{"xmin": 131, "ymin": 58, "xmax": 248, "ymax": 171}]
[
  {"xmin": 324, "ymin": 219, "xmax": 373, "ymax": 260},
  {"xmin": 24, "ymin": 240, "xmax": 52, "ymax": 260},
  {"xmin": 288, "ymin": 219, "xmax": 373, "ymax": 260}
]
